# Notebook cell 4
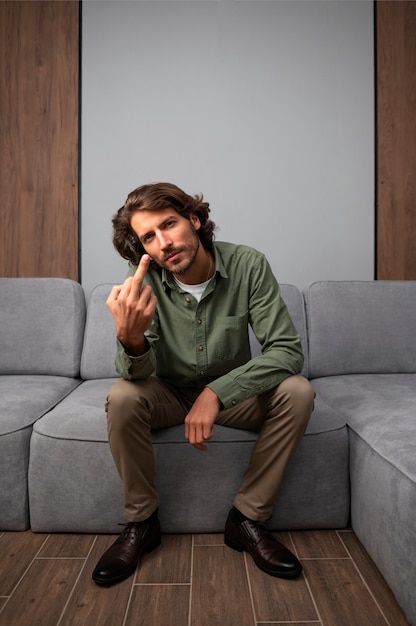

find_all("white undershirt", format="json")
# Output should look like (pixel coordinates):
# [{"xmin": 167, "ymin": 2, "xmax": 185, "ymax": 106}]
[{"xmin": 173, "ymin": 276, "xmax": 211, "ymax": 303}]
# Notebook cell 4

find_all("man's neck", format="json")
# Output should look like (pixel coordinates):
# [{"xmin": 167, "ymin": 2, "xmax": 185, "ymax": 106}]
[{"xmin": 173, "ymin": 249, "xmax": 214, "ymax": 285}]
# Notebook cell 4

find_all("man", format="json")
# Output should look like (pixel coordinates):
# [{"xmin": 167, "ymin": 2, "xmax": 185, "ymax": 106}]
[{"xmin": 92, "ymin": 182, "xmax": 314, "ymax": 586}]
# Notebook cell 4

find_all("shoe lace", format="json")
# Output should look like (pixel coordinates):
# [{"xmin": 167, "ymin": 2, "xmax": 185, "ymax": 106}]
[
  {"xmin": 116, "ymin": 521, "xmax": 145, "ymax": 544},
  {"xmin": 241, "ymin": 519, "xmax": 268, "ymax": 544}
]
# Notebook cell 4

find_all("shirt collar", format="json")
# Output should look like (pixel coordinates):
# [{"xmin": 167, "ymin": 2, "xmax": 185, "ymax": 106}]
[{"xmin": 161, "ymin": 243, "xmax": 228, "ymax": 290}]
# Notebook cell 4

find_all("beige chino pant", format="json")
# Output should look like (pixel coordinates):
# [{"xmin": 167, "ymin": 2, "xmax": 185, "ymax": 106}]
[{"xmin": 106, "ymin": 375, "xmax": 314, "ymax": 523}]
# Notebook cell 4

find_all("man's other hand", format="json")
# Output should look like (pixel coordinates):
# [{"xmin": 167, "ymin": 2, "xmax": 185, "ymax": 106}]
[{"xmin": 184, "ymin": 387, "xmax": 221, "ymax": 451}]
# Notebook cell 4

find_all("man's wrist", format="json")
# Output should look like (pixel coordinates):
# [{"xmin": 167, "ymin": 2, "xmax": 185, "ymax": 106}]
[
  {"xmin": 118, "ymin": 335, "xmax": 146, "ymax": 357},
  {"xmin": 203, "ymin": 386, "xmax": 222, "ymax": 410}
]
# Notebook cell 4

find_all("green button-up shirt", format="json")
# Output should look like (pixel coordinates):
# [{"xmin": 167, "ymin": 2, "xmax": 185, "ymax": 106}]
[{"xmin": 115, "ymin": 241, "xmax": 304, "ymax": 409}]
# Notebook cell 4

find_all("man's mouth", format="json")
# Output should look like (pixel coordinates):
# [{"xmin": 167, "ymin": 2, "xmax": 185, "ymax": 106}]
[{"xmin": 165, "ymin": 250, "xmax": 182, "ymax": 263}]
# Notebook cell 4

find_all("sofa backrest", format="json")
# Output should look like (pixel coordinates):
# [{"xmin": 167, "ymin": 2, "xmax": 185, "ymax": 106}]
[
  {"xmin": 81, "ymin": 283, "xmax": 118, "ymax": 379},
  {"xmin": 304, "ymin": 280, "xmax": 416, "ymax": 378},
  {"xmin": 81, "ymin": 282, "xmax": 309, "ymax": 380},
  {"xmin": 0, "ymin": 278, "xmax": 86, "ymax": 377}
]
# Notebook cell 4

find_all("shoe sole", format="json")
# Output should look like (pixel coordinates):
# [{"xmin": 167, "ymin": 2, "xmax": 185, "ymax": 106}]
[
  {"xmin": 92, "ymin": 536, "xmax": 161, "ymax": 586},
  {"xmin": 224, "ymin": 535, "xmax": 302, "ymax": 579}
]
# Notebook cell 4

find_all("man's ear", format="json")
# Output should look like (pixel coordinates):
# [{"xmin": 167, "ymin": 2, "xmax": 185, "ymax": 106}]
[{"xmin": 190, "ymin": 212, "xmax": 201, "ymax": 230}]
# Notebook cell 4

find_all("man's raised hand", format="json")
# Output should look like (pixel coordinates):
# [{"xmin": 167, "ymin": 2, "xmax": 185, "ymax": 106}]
[{"xmin": 106, "ymin": 254, "xmax": 158, "ymax": 355}]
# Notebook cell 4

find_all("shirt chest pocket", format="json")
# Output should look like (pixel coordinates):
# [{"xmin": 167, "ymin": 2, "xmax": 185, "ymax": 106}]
[{"xmin": 211, "ymin": 312, "xmax": 251, "ymax": 363}]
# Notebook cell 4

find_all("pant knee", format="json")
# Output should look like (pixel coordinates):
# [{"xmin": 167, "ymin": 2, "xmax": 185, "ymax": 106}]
[
  {"xmin": 107, "ymin": 378, "xmax": 134, "ymax": 410},
  {"xmin": 278, "ymin": 375, "xmax": 315, "ymax": 421},
  {"xmin": 106, "ymin": 379, "xmax": 147, "ymax": 436},
  {"xmin": 281, "ymin": 375, "xmax": 314, "ymax": 398}
]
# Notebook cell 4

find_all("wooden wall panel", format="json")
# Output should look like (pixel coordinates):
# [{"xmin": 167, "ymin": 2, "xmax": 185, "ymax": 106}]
[
  {"xmin": 376, "ymin": 1, "xmax": 416, "ymax": 280},
  {"xmin": 0, "ymin": 0, "xmax": 79, "ymax": 279}
]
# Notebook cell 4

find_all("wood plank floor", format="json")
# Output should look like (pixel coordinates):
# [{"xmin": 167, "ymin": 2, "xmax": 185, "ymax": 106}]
[{"xmin": 0, "ymin": 528, "xmax": 410, "ymax": 626}]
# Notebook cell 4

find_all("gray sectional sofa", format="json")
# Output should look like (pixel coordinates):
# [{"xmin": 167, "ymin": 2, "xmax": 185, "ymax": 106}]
[{"xmin": 1, "ymin": 277, "xmax": 415, "ymax": 624}]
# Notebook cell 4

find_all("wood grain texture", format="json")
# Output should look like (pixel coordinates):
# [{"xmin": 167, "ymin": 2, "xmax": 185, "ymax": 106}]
[
  {"xmin": 0, "ymin": 531, "xmax": 48, "ymax": 596},
  {"xmin": 191, "ymin": 545, "xmax": 255, "ymax": 626},
  {"xmin": 339, "ymin": 530, "xmax": 409, "ymax": 626},
  {"xmin": 0, "ymin": 558, "xmax": 82, "ymax": 625},
  {"xmin": 304, "ymin": 559, "xmax": 390, "ymax": 626},
  {"xmin": 0, "ymin": 0, "xmax": 79, "ymax": 279},
  {"xmin": 291, "ymin": 528, "xmax": 349, "ymax": 559},
  {"xmin": 0, "ymin": 529, "xmax": 409, "ymax": 625},
  {"xmin": 134, "ymin": 533, "xmax": 192, "ymax": 584},
  {"xmin": 58, "ymin": 535, "xmax": 135, "ymax": 626},
  {"xmin": 38, "ymin": 533, "xmax": 95, "ymax": 559},
  {"xmin": 377, "ymin": 1, "xmax": 416, "ymax": 279},
  {"xmin": 126, "ymin": 585, "xmax": 190, "ymax": 626}
]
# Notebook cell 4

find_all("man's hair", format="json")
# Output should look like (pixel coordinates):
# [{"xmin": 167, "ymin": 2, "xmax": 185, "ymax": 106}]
[{"xmin": 112, "ymin": 182, "xmax": 216, "ymax": 265}]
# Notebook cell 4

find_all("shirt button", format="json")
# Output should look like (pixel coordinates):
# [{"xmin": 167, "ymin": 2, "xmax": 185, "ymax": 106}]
[
  {"xmin": 231, "ymin": 399, "xmax": 237, "ymax": 406},
  {"xmin": 200, "ymin": 370, "xmax": 205, "ymax": 376},
  {"xmin": 185, "ymin": 296, "xmax": 191, "ymax": 303},
  {"xmin": 198, "ymin": 345, "xmax": 204, "ymax": 351},
  {"xmin": 197, "ymin": 319, "xmax": 202, "ymax": 325}
]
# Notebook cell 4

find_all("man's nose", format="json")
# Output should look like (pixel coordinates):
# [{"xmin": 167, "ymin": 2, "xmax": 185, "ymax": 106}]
[{"xmin": 157, "ymin": 232, "xmax": 172, "ymax": 250}]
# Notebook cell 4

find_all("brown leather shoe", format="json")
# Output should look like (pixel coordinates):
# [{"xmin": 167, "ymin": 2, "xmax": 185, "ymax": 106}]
[
  {"xmin": 224, "ymin": 509, "xmax": 302, "ymax": 578},
  {"xmin": 92, "ymin": 516, "xmax": 161, "ymax": 585}
]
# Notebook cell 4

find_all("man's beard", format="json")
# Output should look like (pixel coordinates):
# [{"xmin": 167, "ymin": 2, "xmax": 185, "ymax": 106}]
[{"xmin": 160, "ymin": 228, "xmax": 200, "ymax": 275}]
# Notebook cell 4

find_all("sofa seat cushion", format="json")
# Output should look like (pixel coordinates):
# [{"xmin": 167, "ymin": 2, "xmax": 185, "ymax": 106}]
[
  {"xmin": 1, "ymin": 376, "xmax": 82, "ymax": 435},
  {"xmin": 0, "ymin": 375, "xmax": 82, "ymax": 531},
  {"xmin": 311, "ymin": 374, "xmax": 416, "ymax": 482},
  {"xmin": 29, "ymin": 379, "xmax": 349, "ymax": 533}
]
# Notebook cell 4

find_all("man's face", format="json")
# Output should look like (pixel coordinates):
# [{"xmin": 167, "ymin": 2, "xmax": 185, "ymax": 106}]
[{"xmin": 130, "ymin": 208, "xmax": 201, "ymax": 275}]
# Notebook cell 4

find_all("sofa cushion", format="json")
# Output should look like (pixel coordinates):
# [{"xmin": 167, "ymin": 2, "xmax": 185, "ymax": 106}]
[
  {"xmin": 304, "ymin": 281, "xmax": 416, "ymax": 378},
  {"xmin": 80, "ymin": 283, "xmax": 309, "ymax": 380},
  {"xmin": 0, "ymin": 278, "xmax": 86, "ymax": 377},
  {"xmin": 80, "ymin": 285, "xmax": 118, "ymax": 379},
  {"xmin": 0, "ymin": 375, "xmax": 83, "ymax": 436},
  {"xmin": 29, "ymin": 379, "xmax": 348, "ymax": 533},
  {"xmin": 312, "ymin": 374, "xmax": 416, "ymax": 483}
]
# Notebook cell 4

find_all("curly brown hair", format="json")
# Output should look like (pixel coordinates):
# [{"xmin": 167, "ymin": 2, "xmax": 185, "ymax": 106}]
[{"xmin": 112, "ymin": 182, "xmax": 217, "ymax": 265}]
